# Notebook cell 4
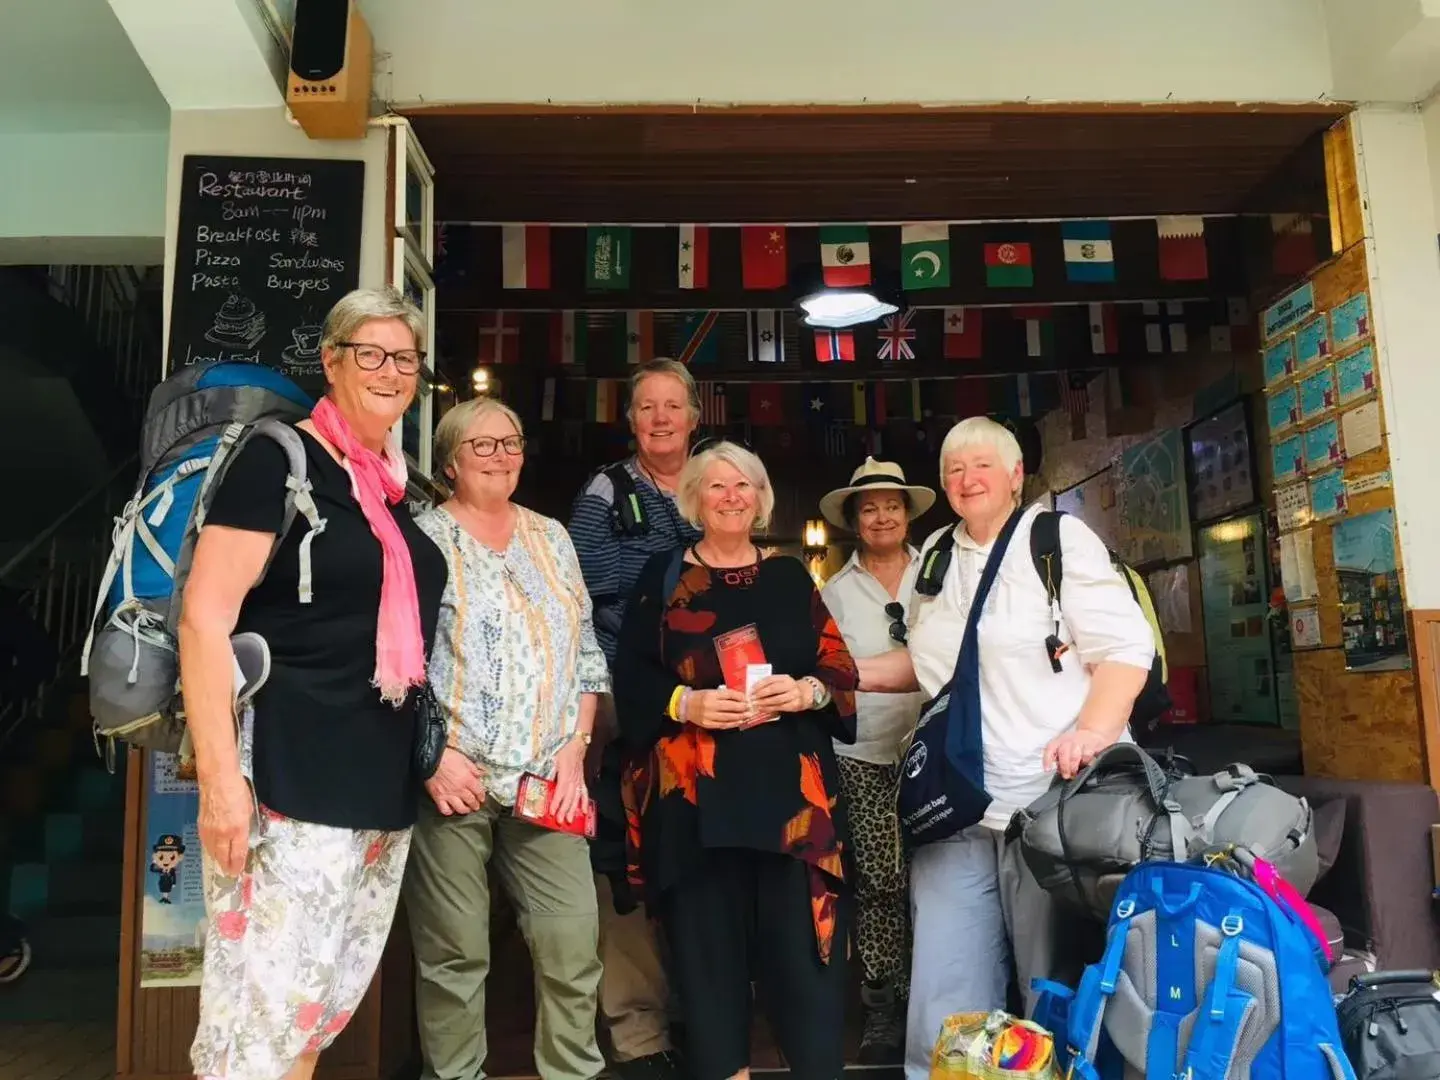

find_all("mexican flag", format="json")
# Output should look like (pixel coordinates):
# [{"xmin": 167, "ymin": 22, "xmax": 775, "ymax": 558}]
[
  {"xmin": 901, "ymin": 224, "xmax": 951, "ymax": 290},
  {"xmin": 820, "ymin": 226, "xmax": 872, "ymax": 287}
]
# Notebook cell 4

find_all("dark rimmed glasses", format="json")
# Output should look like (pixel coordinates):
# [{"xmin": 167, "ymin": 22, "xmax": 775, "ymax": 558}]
[
  {"xmin": 338, "ymin": 342, "xmax": 426, "ymax": 375},
  {"xmin": 885, "ymin": 601, "xmax": 907, "ymax": 645},
  {"xmin": 463, "ymin": 435, "xmax": 526, "ymax": 457}
]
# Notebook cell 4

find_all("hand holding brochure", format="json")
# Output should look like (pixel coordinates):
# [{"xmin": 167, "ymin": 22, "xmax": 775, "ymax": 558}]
[
  {"xmin": 513, "ymin": 772, "xmax": 597, "ymax": 838},
  {"xmin": 714, "ymin": 623, "xmax": 777, "ymax": 727}
]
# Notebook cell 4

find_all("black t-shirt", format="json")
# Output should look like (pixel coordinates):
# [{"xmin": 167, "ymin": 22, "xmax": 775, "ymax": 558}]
[{"xmin": 203, "ymin": 425, "xmax": 447, "ymax": 831}]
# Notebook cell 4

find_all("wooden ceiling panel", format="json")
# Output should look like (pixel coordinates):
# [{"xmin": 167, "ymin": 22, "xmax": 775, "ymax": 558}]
[{"xmin": 408, "ymin": 107, "xmax": 1343, "ymax": 225}]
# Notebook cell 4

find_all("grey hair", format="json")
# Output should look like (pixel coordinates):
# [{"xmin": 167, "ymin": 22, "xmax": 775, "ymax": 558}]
[
  {"xmin": 677, "ymin": 440, "xmax": 775, "ymax": 532},
  {"xmin": 433, "ymin": 396, "xmax": 524, "ymax": 474},
  {"xmin": 628, "ymin": 357, "xmax": 700, "ymax": 423},
  {"xmin": 321, "ymin": 286, "xmax": 426, "ymax": 354},
  {"xmin": 939, "ymin": 416, "xmax": 1024, "ymax": 477}
]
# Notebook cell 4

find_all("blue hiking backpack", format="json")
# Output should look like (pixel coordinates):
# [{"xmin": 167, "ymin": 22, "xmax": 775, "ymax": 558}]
[
  {"xmin": 80, "ymin": 362, "xmax": 326, "ymax": 760},
  {"xmin": 1042, "ymin": 855, "xmax": 1356, "ymax": 1080}
]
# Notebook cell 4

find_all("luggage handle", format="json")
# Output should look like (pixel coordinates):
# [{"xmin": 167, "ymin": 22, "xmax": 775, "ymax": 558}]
[
  {"xmin": 1349, "ymin": 970, "xmax": 1438, "ymax": 991},
  {"xmin": 1063, "ymin": 743, "xmax": 1171, "ymax": 808}
]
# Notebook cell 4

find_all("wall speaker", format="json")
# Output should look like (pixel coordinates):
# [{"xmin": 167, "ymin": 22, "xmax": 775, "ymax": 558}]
[{"xmin": 286, "ymin": 0, "xmax": 373, "ymax": 140}]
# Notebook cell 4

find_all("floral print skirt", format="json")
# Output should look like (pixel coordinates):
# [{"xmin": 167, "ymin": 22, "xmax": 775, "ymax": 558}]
[{"xmin": 190, "ymin": 807, "xmax": 411, "ymax": 1080}]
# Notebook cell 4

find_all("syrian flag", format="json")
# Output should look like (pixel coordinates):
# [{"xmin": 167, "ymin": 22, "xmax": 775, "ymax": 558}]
[
  {"xmin": 815, "ymin": 328, "xmax": 856, "ymax": 364},
  {"xmin": 1087, "ymin": 302, "xmax": 1119, "ymax": 355},
  {"xmin": 819, "ymin": 226, "xmax": 872, "ymax": 287},
  {"xmin": 501, "ymin": 225, "xmax": 551, "ymax": 289},
  {"xmin": 942, "ymin": 307, "xmax": 983, "ymax": 360},
  {"xmin": 1156, "ymin": 216, "xmax": 1208, "ymax": 281},
  {"xmin": 678, "ymin": 224, "xmax": 710, "ymax": 289}
]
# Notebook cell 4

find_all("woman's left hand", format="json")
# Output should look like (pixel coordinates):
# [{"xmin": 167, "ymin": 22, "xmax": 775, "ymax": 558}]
[
  {"xmin": 1043, "ymin": 728, "xmax": 1113, "ymax": 780},
  {"xmin": 750, "ymin": 674, "xmax": 810, "ymax": 715},
  {"xmin": 551, "ymin": 735, "xmax": 591, "ymax": 824}
]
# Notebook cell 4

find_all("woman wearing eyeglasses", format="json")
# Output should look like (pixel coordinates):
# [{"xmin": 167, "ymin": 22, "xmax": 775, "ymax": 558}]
[
  {"xmin": 815, "ymin": 458, "xmax": 934, "ymax": 1065},
  {"xmin": 405, "ymin": 397, "xmax": 609, "ymax": 1080}
]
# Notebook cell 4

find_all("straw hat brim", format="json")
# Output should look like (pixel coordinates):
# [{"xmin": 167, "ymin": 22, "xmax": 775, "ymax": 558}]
[{"xmin": 819, "ymin": 481, "xmax": 937, "ymax": 531}]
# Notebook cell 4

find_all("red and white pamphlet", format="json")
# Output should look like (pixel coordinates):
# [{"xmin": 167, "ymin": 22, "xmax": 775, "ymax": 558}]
[{"xmin": 713, "ymin": 623, "xmax": 776, "ymax": 727}]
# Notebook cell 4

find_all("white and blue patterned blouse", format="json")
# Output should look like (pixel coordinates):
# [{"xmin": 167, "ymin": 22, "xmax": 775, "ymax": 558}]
[{"xmin": 417, "ymin": 504, "xmax": 611, "ymax": 806}]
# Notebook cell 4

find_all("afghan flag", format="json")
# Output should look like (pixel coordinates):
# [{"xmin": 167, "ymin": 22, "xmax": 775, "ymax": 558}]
[
  {"xmin": 501, "ymin": 224, "xmax": 551, "ymax": 289},
  {"xmin": 549, "ymin": 311, "xmax": 589, "ymax": 366},
  {"xmin": 815, "ymin": 328, "xmax": 856, "ymax": 364},
  {"xmin": 678, "ymin": 224, "xmax": 710, "ymax": 289},
  {"xmin": 741, "ymin": 226, "xmax": 788, "ymax": 289},
  {"xmin": 820, "ymin": 226, "xmax": 872, "ymax": 287},
  {"xmin": 587, "ymin": 378, "xmax": 619, "ymax": 423},
  {"xmin": 1061, "ymin": 221, "xmax": 1115, "ymax": 283},
  {"xmin": 1013, "ymin": 306, "xmax": 1054, "ymax": 358},
  {"xmin": 942, "ymin": 307, "xmax": 983, "ymax": 360},
  {"xmin": 585, "ymin": 226, "xmax": 632, "ymax": 290},
  {"xmin": 1156, "ymin": 216, "xmax": 1208, "ymax": 281},
  {"xmin": 984, "ymin": 241, "xmax": 1033, "ymax": 288},
  {"xmin": 1087, "ymin": 302, "xmax": 1118, "ymax": 355},
  {"xmin": 901, "ymin": 223, "xmax": 951, "ymax": 290}
]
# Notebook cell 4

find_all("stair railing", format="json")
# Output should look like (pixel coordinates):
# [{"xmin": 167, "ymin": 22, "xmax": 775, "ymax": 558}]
[{"xmin": 0, "ymin": 456, "xmax": 139, "ymax": 753}]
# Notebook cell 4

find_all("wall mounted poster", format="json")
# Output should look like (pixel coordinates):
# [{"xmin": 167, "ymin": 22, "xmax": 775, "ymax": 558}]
[
  {"xmin": 1335, "ymin": 345, "xmax": 1377, "ymax": 405},
  {"xmin": 1272, "ymin": 434, "xmax": 1304, "ymax": 485},
  {"xmin": 1186, "ymin": 401, "xmax": 1255, "ymax": 523},
  {"xmin": 1118, "ymin": 428, "xmax": 1193, "ymax": 565},
  {"xmin": 1309, "ymin": 468, "xmax": 1348, "ymax": 521},
  {"xmin": 1298, "ymin": 367, "xmax": 1337, "ymax": 422},
  {"xmin": 1294, "ymin": 316, "xmax": 1331, "ymax": 370},
  {"xmin": 139, "ymin": 753, "xmax": 205, "ymax": 988},
  {"xmin": 1196, "ymin": 512, "xmax": 1279, "ymax": 725},
  {"xmin": 1267, "ymin": 385, "xmax": 1301, "ymax": 435},
  {"xmin": 1276, "ymin": 482, "xmax": 1312, "ymax": 531},
  {"xmin": 1263, "ymin": 281, "xmax": 1317, "ymax": 341},
  {"xmin": 1303, "ymin": 418, "xmax": 1343, "ymax": 471},
  {"xmin": 1330, "ymin": 291, "xmax": 1372, "ymax": 350},
  {"xmin": 1290, "ymin": 605, "xmax": 1323, "ymax": 649},
  {"xmin": 1264, "ymin": 337, "xmax": 1297, "ymax": 387},
  {"xmin": 1054, "ymin": 467, "xmax": 1120, "ymax": 550},
  {"xmin": 1331, "ymin": 508, "xmax": 1409, "ymax": 672},
  {"xmin": 1341, "ymin": 400, "xmax": 1384, "ymax": 458}
]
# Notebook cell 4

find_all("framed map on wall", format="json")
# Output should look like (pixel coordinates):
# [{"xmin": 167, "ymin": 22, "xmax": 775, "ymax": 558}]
[
  {"xmin": 1118, "ymin": 428, "xmax": 1194, "ymax": 566},
  {"xmin": 1054, "ymin": 466, "xmax": 1120, "ymax": 550}
]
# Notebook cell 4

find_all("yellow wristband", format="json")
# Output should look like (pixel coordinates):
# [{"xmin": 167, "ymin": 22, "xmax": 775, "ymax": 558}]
[{"xmin": 666, "ymin": 684, "xmax": 687, "ymax": 721}]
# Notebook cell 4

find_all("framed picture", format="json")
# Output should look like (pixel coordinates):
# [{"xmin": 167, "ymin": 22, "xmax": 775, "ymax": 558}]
[{"xmin": 1185, "ymin": 399, "xmax": 1257, "ymax": 524}]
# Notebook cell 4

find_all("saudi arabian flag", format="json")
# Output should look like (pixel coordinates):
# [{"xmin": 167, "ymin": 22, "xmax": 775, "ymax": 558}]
[
  {"xmin": 901, "ymin": 224, "xmax": 951, "ymax": 290},
  {"xmin": 819, "ymin": 225, "xmax": 872, "ymax": 287},
  {"xmin": 585, "ymin": 226, "xmax": 632, "ymax": 290}
]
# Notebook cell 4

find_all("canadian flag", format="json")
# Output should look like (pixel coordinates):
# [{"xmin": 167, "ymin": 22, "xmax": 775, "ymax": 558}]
[{"xmin": 501, "ymin": 225, "xmax": 551, "ymax": 290}]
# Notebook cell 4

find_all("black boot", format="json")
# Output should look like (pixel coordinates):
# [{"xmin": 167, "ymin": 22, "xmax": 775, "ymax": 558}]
[{"xmin": 857, "ymin": 980, "xmax": 905, "ymax": 1065}]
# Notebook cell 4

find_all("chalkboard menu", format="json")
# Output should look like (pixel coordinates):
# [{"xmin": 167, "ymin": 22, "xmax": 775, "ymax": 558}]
[{"xmin": 168, "ymin": 155, "xmax": 364, "ymax": 394}]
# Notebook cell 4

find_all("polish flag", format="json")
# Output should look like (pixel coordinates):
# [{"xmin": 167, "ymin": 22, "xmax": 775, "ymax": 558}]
[
  {"xmin": 678, "ymin": 225, "xmax": 710, "ymax": 290},
  {"xmin": 501, "ymin": 225, "xmax": 551, "ymax": 290}
]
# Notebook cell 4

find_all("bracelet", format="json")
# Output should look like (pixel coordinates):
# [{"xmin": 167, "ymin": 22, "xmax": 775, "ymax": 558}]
[
  {"xmin": 666, "ymin": 684, "xmax": 686, "ymax": 721},
  {"xmin": 678, "ymin": 688, "xmax": 693, "ymax": 723},
  {"xmin": 803, "ymin": 676, "xmax": 831, "ymax": 710}
]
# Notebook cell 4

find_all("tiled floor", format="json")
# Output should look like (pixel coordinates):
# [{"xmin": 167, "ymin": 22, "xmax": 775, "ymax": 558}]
[{"xmin": 0, "ymin": 1022, "xmax": 115, "ymax": 1080}]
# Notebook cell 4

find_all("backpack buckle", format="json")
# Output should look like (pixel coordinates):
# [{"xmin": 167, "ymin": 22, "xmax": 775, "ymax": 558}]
[
  {"xmin": 1221, "ymin": 914, "xmax": 1244, "ymax": 937},
  {"xmin": 1116, "ymin": 899, "xmax": 1135, "ymax": 919}
]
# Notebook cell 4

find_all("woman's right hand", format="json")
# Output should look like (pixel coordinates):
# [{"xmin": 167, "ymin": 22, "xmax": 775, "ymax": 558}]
[
  {"xmin": 685, "ymin": 688, "xmax": 752, "ymax": 730},
  {"xmin": 425, "ymin": 748, "xmax": 487, "ymax": 816},
  {"xmin": 198, "ymin": 771, "xmax": 254, "ymax": 877}
]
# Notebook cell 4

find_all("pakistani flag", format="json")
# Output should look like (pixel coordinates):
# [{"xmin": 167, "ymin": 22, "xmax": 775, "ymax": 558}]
[
  {"xmin": 819, "ymin": 225, "xmax": 872, "ymax": 286},
  {"xmin": 901, "ymin": 223, "xmax": 951, "ymax": 290},
  {"xmin": 585, "ymin": 226, "xmax": 632, "ymax": 290}
]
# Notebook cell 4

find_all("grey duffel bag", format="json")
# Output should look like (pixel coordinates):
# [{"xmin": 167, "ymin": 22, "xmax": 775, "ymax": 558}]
[{"xmin": 1008, "ymin": 743, "xmax": 1318, "ymax": 919}]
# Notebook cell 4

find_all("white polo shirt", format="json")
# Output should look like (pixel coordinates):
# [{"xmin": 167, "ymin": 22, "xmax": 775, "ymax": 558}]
[
  {"xmin": 821, "ymin": 548, "xmax": 926, "ymax": 766},
  {"xmin": 907, "ymin": 504, "xmax": 1155, "ymax": 830}
]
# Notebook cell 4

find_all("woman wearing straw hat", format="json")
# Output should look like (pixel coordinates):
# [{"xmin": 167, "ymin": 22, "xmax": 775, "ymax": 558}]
[{"xmin": 817, "ymin": 457, "xmax": 935, "ymax": 1065}]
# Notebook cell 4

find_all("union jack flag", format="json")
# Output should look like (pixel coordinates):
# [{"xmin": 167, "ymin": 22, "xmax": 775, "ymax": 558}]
[{"xmin": 876, "ymin": 310, "xmax": 917, "ymax": 361}]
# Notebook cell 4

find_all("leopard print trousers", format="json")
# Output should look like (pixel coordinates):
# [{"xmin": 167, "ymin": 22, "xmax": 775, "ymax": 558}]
[{"xmin": 836, "ymin": 755, "xmax": 911, "ymax": 997}]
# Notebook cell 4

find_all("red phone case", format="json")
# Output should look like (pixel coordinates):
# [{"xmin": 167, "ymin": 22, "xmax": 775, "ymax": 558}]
[{"xmin": 513, "ymin": 772, "xmax": 597, "ymax": 838}]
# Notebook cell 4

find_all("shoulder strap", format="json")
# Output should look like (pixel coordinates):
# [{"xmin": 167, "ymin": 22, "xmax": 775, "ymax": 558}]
[
  {"xmin": 603, "ymin": 461, "xmax": 648, "ymax": 537},
  {"xmin": 1030, "ymin": 510, "xmax": 1066, "ymax": 674},
  {"xmin": 248, "ymin": 421, "xmax": 324, "ymax": 603},
  {"xmin": 914, "ymin": 525, "xmax": 958, "ymax": 596}
]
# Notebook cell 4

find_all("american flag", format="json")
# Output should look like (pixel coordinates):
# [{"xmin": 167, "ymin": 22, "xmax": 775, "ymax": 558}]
[
  {"xmin": 1062, "ymin": 371, "xmax": 1091, "ymax": 417},
  {"xmin": 876, "ymin": 310, "xmax": 917, "ymax": 361},
  {"xmin": 698, "ymin": 381, "xmax": 727, "ymax": 426}
]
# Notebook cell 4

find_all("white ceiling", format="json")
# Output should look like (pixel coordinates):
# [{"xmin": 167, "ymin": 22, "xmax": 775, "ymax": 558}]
[{"xmin": 0, "ymin": 0, "xmax": 167, "ymax": 133}]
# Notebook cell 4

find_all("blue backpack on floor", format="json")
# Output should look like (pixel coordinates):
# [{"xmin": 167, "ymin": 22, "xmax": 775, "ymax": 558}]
[{"xmin": 1038, "ymin": 856, "xmax": 1356, "ymax": 1080}]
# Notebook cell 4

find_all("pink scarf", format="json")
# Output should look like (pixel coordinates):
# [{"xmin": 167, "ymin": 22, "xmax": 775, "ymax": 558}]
[{"xmin": 311, "ymin": 397, "xmax": 427, "ymax": 706}]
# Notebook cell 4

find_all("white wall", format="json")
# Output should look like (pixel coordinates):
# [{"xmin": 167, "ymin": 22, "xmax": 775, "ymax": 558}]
[
  {"xmin": 363, "ymin": 0, "xmax": 1337, "ymax": 107},
  {"xmin": 1351, "ymin": 104, "xmax": 1440, "ymax": 607},
  {"xmin": 162, "ymin": 107, "xmax": 390, "ymax": 371},
  {"xmin": 0, "ymin": 131, "xmax": 168, "ymax": 264}
]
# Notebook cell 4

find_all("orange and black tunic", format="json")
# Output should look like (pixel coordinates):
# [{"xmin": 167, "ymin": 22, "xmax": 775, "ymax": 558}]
[{"xmin": 613, "ymin": 551, "xmax": 859, "ymax": 962}]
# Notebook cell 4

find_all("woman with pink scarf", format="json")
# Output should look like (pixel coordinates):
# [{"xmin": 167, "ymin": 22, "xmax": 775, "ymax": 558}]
[{"xmin": 179, "ymin": 287, "xmax": 449, "ymax": 1080}]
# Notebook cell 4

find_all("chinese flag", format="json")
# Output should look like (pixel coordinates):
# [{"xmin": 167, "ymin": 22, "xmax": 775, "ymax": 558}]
[
  {"xmin": 741, "ymin": 226, "xmax": 789, "ymax": 290},
  {"xmin": 749, "ymin": 382, "xmax": 785, "ymax": 425}
]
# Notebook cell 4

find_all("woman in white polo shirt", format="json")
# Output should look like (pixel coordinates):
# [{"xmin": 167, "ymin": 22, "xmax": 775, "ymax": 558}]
[
  {"xmin": 817, "ymin": 459, "xmax": 934, "ymax": 1065},
  {"xmin": 857, "ymin": 417, "xmax": 1154, "ymax": 1080}
]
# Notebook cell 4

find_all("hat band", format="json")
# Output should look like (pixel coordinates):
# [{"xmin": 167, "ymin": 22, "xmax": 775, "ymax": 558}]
[{"xmin": 851, "ymin": 473, "xmax": 909, "ymax": 489}]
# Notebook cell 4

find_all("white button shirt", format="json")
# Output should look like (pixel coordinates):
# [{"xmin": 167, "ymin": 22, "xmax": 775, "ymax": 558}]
[
  {"xmin": 907, "ymin": 504, "xmax": 1155, "ymax": 830},
  {"xmin": 821, "ymin": 548, "xmax": 926, "ymax": 765}
]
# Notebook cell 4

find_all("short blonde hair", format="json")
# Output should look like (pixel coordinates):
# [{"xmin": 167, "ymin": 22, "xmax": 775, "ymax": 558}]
[
  {"xmin": 628, "ymin": 358, "xmax": 700, "ymax": 424},
  {"xmin": 677, "ymin": 440, "xmax": 775, "ymax": 532},
  {"xmin": 321, "ymin": 286, "xmax": 426, "ymax": 354},
  {"xmin": 939, "ymin": 416, "xmax": 1023, "ymax": 477},
  {"xmin": 433, "ymin": 397, "xmax": 524, "ymax": 473}
]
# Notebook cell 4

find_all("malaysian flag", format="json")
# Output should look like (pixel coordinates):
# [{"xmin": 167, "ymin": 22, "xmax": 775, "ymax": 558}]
[
  {"xmin": 698, "ymin": 382, "xmax": 727, "ymax": 426},
  {"xmin": 1062, "ymin": 371, "xmax": 1091, "ymax": 417}
]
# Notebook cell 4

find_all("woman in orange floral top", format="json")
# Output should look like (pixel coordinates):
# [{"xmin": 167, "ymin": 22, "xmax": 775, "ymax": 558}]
[{"xmin": 613, "ymin": 441, "xmax": 859, "ymax": 1080}]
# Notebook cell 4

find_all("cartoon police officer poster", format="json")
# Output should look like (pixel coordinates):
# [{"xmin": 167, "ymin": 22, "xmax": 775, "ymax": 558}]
[{"xmin": 139, "ymin": 752, "xmax": 206, "ymax": 987}]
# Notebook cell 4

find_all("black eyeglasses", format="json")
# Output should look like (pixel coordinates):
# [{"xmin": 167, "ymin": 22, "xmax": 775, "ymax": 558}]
[
  {"xmin": 885, "ymin": 601, "xmax": 907, "ymax": 645},
  {"xmin": 463, "ymin": 435, "xmax": 525, "ymax": 457},
  {"xmin": 338, "ymin": 342, "xmax": 426, "ymax": 375}
]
